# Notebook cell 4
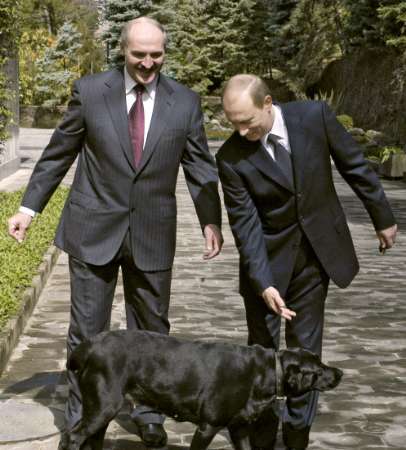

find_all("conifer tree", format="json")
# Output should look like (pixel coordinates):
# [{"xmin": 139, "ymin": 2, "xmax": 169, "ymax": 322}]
[
  {"xmin": 276, "ymin": 0, "xmax": 344, "ymax": 90},
  {"xmin": 266, "ymin": 0, "xmax": 299, "ymax": 71},
  {"xmin": 103, "ymin": 0, "xmax": 153, "ymax": 66},
  {"xmin": 35, "ymin": 21, "xmax": 82, "ymax": 106},
  {"xmin": 378, "ymin": 1, "xmax": 406, "ymax": 50},
  {"xmin": 341, "ymin": 0, "xmax": 384, "ymax": 49},
  {"xmin": 204, "ymin": 0, "xmax": 255, "ymax": 89}
]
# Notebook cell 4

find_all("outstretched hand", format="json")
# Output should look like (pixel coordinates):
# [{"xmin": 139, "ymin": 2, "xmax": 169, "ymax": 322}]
[
  {"xmin": 376, "ymin": 224, "xmax": 397, "ymax": 254},
  {"xmin": 262, "ymin": 286, "xmax": 296, "ymax": 321},
  {"xmin": 203, "ymin": 224, "xmax": 223, "ymax": 259}
]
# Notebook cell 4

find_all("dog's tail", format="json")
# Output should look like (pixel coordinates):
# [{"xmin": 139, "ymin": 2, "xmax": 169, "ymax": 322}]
[{"xmin": 67, "ymin": 340, "xmax": 92, "ymax": 373}]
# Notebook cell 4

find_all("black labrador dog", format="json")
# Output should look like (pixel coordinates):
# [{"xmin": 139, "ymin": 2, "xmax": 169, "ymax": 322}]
[{"xmin": 60, "ymin": 330, "xmax": 342, "ymax": 450}]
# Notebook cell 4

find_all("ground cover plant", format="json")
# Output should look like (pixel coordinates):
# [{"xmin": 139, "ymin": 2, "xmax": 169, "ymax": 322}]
[{"xmin": 0, "ymin": 187, "xmax": 69, "ymax": 330}]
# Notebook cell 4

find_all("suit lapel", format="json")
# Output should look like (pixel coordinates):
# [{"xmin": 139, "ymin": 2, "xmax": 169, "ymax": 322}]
[
  {"xmin": 103, "ymin": 69, "xmax": 136, "ymax": 171},
  {"xmin": 136, "ymin": 74, "xmax": 175, "ymax": 174},
  {"xmin": 245, "ymin": 139, "xmax": 295, "ymax": 193},
  {"xmin": 280, "ymin": 104, "xmax": 308, "ymax": 193}
]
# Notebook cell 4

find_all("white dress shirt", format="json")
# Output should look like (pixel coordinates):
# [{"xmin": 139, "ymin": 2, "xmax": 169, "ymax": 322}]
[
  {"xmin": 124, "ymin": 66, "xmax": 156, "ymax": 147},
  {"xmin": 21, "ymin": 68, "xmax": 157, "ymax": 217},
  {"xmin": 261, "ymin": 104, "xmax": 291, "ymax": 160}
]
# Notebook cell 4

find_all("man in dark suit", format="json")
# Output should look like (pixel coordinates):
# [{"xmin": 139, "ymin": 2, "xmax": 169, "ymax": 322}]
[
  {"xmin": 8, "ymin": 17, "xmax": 223, "ymax": 448},
  {"xmin": 216, "ymin": 74, "xmax": 397, "ymax": 450}
]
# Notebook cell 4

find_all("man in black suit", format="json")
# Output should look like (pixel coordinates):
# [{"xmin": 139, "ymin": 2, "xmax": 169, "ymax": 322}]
[
  {"xmin": 8, "ymin": 17, "xmax": 223, "ymax": 448},
  {"xmin": 216, "ymin": 74, "xmax": 397, "ymax": 450}
]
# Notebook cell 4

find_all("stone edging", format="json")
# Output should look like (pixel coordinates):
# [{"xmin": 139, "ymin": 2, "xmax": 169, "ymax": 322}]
[{"xmin": 0, "ymin": 245, "xmax": 60, "ymax": 375}]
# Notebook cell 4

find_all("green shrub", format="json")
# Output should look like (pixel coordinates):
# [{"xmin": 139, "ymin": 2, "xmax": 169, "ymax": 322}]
[
  {"xmin": 379, "ymin": 145, "xmax": 404, "ymax": 163},
  {"xmin": 0, "ymin": 187, "xmax": 69, "ymax": 330},
  {"xmin": 337, "ymin": 114, "xmax": 354, "ymax": 130},
  {"xmin": 365, "ymin": 145, "xmax": 405, "ymax": 163}
]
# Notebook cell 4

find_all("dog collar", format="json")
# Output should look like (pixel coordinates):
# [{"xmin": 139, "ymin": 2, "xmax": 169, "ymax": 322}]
[{"xmin": 275, "ymin": 351, "xmax": 284, "ymax": 399}]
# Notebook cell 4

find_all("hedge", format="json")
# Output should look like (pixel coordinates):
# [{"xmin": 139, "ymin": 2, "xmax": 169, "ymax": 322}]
[{"xmin": 0, "ymin": 187, "xmax": 69, "ymax": 330}]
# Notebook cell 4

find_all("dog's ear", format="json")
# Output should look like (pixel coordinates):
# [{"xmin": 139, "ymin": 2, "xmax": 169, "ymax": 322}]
[
  {"xmin": 283, "ymin": 365, "xmax": 301, "ymax": 395},
  {"xmin": 283, "ymin": 365, "xmax": 317, "ymax": 396}
]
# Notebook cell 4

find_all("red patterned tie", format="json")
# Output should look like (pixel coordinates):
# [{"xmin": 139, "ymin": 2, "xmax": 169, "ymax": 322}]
[{"xmin": 129, "ymin": 84, "xmax": 145, "ymax": 167}]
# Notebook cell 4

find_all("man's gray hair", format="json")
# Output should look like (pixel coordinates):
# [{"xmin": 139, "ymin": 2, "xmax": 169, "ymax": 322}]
[{"xmin": 120, "ymin": 16, "xmax": 168, "ymax": 51}]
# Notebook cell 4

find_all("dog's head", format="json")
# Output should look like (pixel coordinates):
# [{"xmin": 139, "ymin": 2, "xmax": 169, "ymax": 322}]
[{"xmin": 279, "ymin": 348, "xmax": 342, "ymax": 397}]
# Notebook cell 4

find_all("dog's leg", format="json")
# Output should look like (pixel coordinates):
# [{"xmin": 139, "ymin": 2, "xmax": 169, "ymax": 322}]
[
  {"xmin": 67, "ymin": 385, "xmax": 124, "ymax": 450},
  {"xmin": 80, "ymin": 424, "xmax": 108, "ymax": 450},
  {"xmin": 190, "ymin": 423, "xmax": 222, "ymax": 450},
  {"xmin": 227, "ymin": 425, "xmax": 251, "ymax": 450}
]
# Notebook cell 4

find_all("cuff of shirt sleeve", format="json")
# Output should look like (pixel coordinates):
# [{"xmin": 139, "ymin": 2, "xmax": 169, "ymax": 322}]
[{"xmin": 19, "ymin": 206, "xmax": 36, "ymax": 217}]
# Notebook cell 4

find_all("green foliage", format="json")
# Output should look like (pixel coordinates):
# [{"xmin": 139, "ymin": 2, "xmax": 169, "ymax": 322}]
[
  {"xmin": 337, "ymin": 114, "xmax": 354, "ymax": 129},
  {"xmin": 205, "ymin": 124, "xmax": 232, "ymax": 141},
  {"xmin": 266, "ymin": 0, "xmax": 299, "ymax": 71},
  {"xmin": 341, "ymin": 0, "xmax": 384, "ymax": 49},
  {"xmin": 365, "ymin": 145, "xmax": 405, "ymax": 163},
  {"xmin": 19, "ymin": 29, "xmax": 53, "ymax": 105},
  {"xmin": 14, "ymin": 0, "xmax": 406, "ymax": 105},
  {"xmin": 0, "ymin": 187, "xmax": 69, "ymax": 330},
  {"xmin": 104, "ymin": 0, "xmax": 154, "ymax": 67},
  {"xmin": 311, "ymin": 89, "xmax": 343, "ymax": 113},
  {"xmin": 0, "ymin": 0, "xmax": 20, "ymax": 144},
  {"xmin": 18, "ymin": 0, "xmax": 105, "ymax": 106},
  {"xmin": 378, "ymin": 2, "xmax": 406, "ymax": 49},
  {"xmin": 279, "ymin": 0, "xmax": 344, "ymax": 90},
  {"xmin": 34, "ymin": 21, "xmax": 82, "ymax": 106},
  {"xmin": 150, "ymin": 0, "xmax": 257, "ymax": 94},
  {"xmin": 380, "ymin": 145, "xmax": 405, "ymax": 163}
]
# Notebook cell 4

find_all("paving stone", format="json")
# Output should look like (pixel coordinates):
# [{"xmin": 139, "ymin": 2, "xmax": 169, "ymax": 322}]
[{"xmin": 1, "ymin": 135, "xmax": 405, "ymax": 448}]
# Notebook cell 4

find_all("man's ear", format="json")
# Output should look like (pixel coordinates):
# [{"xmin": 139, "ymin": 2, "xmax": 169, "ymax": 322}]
[{"xmin": 264, "ymin": 95, "xmax": 273, "ymax": 108}]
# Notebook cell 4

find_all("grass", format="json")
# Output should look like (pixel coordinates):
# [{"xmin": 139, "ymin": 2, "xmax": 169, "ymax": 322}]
[{"xmin": 0, "ymin": 187, "xmax": 69, "ymax": 330}]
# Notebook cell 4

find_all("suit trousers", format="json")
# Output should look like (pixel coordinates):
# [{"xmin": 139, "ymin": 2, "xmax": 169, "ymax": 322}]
[
  {"xmin": 65, "ymin": 229, "xmax": 172, "ymax": 430},
  {"xmin": 243, "ymin": 234, "xmax": 329, "ymax": 449}
]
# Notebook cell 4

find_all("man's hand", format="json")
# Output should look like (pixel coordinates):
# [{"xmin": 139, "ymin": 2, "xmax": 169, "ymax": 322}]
[
  {"xmin": 203, "ymin": 224, "xmax": 223, "ymax": 259},
  {"xmin": 8, "ymin": 212, "xmax": 33, "ymax": 243},
  {"xmin": 377, "ymin": 224, "xmax": 397, "ymax": 254},
  {"xmin": 262, "ymin": 286, "xmax": 296, "ymax": 321}
]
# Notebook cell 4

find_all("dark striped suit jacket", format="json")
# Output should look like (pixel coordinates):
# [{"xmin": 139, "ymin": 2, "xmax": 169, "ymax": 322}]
[{"xmin": 22, "ymin": 69, "xmax": 221, "ymax": 270}]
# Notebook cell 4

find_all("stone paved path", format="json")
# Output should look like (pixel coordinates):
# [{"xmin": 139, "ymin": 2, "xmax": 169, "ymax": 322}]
[{"xmin": 0, "ymin": 129, "xmax": 405, "ymax": 449}]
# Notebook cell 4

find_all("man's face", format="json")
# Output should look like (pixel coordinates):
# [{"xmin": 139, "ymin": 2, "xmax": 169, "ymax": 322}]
[
  {"xmin": 223, "ymin": 91, "xmax": 273, "ymax": 141},
  {"xmin": 124, "ymin": 22, "xmax": 165, "ymax": 85}
]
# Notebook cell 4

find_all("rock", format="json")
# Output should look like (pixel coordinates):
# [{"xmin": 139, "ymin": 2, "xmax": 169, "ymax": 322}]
[
  {"xmin": 311, "ymin": 48, "xmax": 406, "ymax": 144},
  {"xmin": 365, "ymin": 129, "xmax": 392, "ymax": 146},
  {"xmin": 349, "ymin": 128, "xmax": 365, "ymax": 137}
]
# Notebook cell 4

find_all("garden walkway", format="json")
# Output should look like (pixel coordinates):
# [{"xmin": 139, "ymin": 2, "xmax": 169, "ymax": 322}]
[{"xmin": 0, "ymin": 128, "xmax": 405, "ymax": 449}]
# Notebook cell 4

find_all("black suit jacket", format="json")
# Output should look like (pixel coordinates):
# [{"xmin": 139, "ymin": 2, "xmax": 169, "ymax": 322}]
[
  {"xmin": 22, "ymin": 69, "xmax": 221, "ymax": 270},
  {"xmin": 216, "ymin": 101, "xmax": 395, "ymax": 297}
]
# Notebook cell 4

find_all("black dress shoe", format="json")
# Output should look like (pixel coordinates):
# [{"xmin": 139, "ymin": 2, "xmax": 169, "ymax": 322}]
[{"xmin": 137, "ymin": 423, "xmax": 168, "ymax": 447}]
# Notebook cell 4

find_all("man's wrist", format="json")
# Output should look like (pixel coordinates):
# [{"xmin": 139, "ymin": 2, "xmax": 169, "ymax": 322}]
[{"xmin": 19, "ymin": 206, "xmax": 36, "ymax": 217}]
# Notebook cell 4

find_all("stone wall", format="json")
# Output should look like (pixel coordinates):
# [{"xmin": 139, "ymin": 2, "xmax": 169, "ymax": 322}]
[
  {"xmin": 0, "ymin": 57, "xmax": 19, "ymax": 181},
  {"xmin": 311, "ymin": 49, "xmax": 406, "ymax": 145}
]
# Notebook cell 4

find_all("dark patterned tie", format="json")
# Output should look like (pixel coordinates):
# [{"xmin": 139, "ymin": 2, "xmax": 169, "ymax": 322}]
[
  {"xmin": 267, "ymin": 134, "xmax": 293, "ymax": 184},
  {"xmin": 129, "ymin": 84, "xmax": 145, "ymax": 167}
]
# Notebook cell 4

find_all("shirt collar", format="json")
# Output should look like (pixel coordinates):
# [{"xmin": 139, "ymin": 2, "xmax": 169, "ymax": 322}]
[
  {"xmin": 124, "ymin": 66, "xmax": 157, "ymax": 99},
  {"xmin": 261, "ymin": 104, "xmax": 284, "ymax": 147}
]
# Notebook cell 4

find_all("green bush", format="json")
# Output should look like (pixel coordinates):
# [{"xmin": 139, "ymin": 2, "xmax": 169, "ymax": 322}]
[
  {"xmin": 0, "ymin": 187, "xmax": 69, "ymax": 330},
  {"xmin": 337, "ymin": 114, "xmax": 354, "ymax": 130},
  {"xmin": 205, "ymin": 124, "xmax": 232, "ymax": 141}
]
